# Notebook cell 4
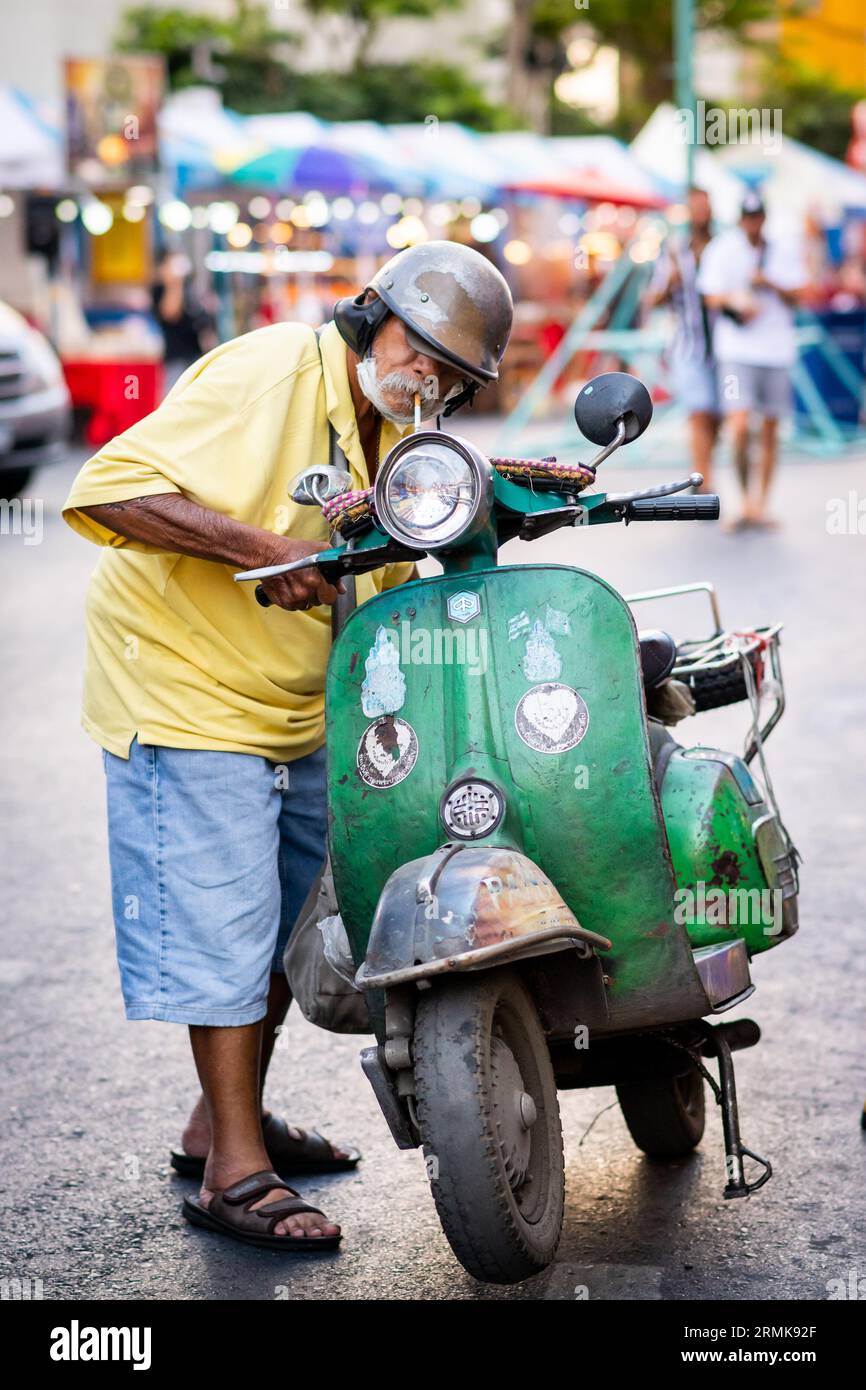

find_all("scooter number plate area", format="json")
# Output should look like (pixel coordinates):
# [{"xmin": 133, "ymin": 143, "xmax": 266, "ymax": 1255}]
[
  {"xmin": 356, "ymin": 714, "xmax": 419, "ymax": 788},
  {"xmin": 514, "ymin": 682, "xmax": 590, "ymax": 754}
]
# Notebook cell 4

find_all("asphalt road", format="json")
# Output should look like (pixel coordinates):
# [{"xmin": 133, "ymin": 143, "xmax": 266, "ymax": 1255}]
[{"xmin": 1, "ymin": 432, "xmax": 864, "ymax": 1302}]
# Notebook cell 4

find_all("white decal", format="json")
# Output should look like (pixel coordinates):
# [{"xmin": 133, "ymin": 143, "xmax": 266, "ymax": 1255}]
[
  {"xmin": 357, "ymin": 716, "xmax": 419, "ymax": 788},
  {"xmin": 515, "ymin": 683, "xmax": 589, "ymax": 754},
  {"xmin": 522, "ymin": 619, "xmax": 562, "ymax": 682},
  {"xmin": 361, "ymin": 625, "xmax": 406, "ymax": 718},
  {"xmin": 545, "ymin": 604, "xmax": 570, "ymax": 636}
]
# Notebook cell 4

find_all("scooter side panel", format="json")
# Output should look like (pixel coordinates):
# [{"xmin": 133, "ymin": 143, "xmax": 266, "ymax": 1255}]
[
  {"xmin": 326, "ymin": 564, "xmax": 710, "ymax": 1030},
  {"xmin": 661, "ymin": 748, "xmax": 797, "ymax": 952}
]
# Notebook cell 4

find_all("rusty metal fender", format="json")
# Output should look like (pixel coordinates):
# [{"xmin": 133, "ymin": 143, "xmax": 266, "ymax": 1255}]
[{"xmin": 355, "ymin": 843, "xmax": 611, "ymax": 991}]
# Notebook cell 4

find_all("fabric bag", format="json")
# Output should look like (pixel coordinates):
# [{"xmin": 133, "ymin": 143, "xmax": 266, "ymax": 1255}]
[{"xmin": 283, "ymin": 856, "xmax": 373, "ymax": 1034}]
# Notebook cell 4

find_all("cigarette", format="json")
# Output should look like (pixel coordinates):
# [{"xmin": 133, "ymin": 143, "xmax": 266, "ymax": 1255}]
[{"xmin": 414, "ymin": 392, "xmax": 421, "ymax": 430}]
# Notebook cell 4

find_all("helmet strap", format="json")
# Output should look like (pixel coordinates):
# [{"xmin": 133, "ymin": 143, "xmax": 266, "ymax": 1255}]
[{"xmin": 441, "ymin": 381, "xmax": 480, "ymax": 417}]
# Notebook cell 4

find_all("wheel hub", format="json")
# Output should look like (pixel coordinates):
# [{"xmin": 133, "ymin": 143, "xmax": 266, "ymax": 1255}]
[{"xmin": 490, "ymin": 1032, "xmax": 537, "ymax": 1189}]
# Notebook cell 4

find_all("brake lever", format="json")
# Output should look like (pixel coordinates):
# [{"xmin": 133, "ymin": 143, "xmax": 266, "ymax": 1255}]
[{"xmin": 603, "ymin": 473, "xmax": 703, "ymax": 505}]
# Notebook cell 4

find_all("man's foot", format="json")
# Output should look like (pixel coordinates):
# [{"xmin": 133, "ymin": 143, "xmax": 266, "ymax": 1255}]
[
  {"xmin": 198, "ymin": 1179, "xmax": 341, "ymax": 1241},
  {"xmin": 183, "ymin": 1167, "xmax": 342, "ymax": 1248},
  {"xmin": 181, "ymin": 1107, "xmax": 353, "ymax": 1163},
  {"xmin": 173, "ymin": 1106, "xmax": 360, "ymax": 1179}
]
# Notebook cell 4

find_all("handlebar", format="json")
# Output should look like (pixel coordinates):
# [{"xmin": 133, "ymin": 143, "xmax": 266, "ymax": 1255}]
[
  {"xmin": 625, "ymin": 494, "xmax": 720, "ymax": 523},
  {"xmin": 246, "ymin": 491, "xmax": 720, "ymax": 605}
]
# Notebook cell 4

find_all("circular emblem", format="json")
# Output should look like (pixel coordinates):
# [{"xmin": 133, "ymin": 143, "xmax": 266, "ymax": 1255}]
[
  {"xmin": 514, "ymin": 683, "xmax": 589, "ymax": 754},
  {"xmin": 441, "ymin": 780, "xmax": 504, "ymax": 839},
  {"xmin": 357, "ymin": 715, "xmax": 419, "ymax": 788}
]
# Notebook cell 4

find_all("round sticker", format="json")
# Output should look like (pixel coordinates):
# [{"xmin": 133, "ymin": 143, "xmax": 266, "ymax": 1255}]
[
  {"xmin": 357, "ymin": 715, "xmax": 419, "ymax": 788},
  {"xmin": 515, "ymin": 682, "xmax": 589, "ymax": 754}
]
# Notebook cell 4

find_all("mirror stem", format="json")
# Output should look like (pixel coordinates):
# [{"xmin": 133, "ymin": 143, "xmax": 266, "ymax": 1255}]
[{"xmin": 586, "ymin": 417, "xmax": 628, "ymax": 471}]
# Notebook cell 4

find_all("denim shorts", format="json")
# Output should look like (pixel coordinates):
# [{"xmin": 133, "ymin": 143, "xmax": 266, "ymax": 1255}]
[{"xmin": 102, "ymin": 738, "xmax": 327, "ymax": 1026}]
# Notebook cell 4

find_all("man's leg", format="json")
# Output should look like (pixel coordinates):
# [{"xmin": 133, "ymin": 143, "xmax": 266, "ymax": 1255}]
[
  {"xmin": 189, "ymin": 1020, "xmax": 340, "ymax": 1240},
  {"xmin": 726, "ymin": 409, "xmax": 754, "ymax": 522},
  {"xmin": 180, "ymin": 745, "xmax": 350, "ymax": 1160},
  {"xmin": 753, "ymin": 367, "xmax": 790, "ymax": 524},
  {"xmin": 756, "ymin": 413, "xmax": 779, "ymax": 521},
  {"xmin": 689, "ymin": 410, "xmax": 719, "ymax": 491},
  {"xmin": 180, "ymin": 970, "xmax": 291, "ymax": 1156},
  {"xmin": 103, "ymin": 739, "xmax": 340, "ymax": 1238}
]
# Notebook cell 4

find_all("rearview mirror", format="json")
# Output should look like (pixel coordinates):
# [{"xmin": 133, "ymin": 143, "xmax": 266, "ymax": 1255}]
[
  {"xmin": 574, "ymin": 372, "xmax": 653, "ymax": 447},
  {"xmin": 290, "ymin": 465, "xmax": 352, "ymax": 506}
]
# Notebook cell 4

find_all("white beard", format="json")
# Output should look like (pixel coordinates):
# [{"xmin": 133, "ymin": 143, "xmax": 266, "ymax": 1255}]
[{"xmin": 355, "ymin": 354, "xmax": 446, "ymax": 425}]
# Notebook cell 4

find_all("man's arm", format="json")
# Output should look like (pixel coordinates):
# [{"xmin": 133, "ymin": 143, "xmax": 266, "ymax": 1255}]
[
  {"xmin": 80, "ymin": 493, "xmax": 343, "ymax": 611},
  {"xmin": 751, "ymin": 271, "xmax": 804, "ymax": 307}
]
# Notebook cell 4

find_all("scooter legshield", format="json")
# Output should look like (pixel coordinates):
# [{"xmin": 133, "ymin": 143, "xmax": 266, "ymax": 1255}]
[{"xmin": 326, "ymin": 564, "xmax": 710, "ymax": 1032}]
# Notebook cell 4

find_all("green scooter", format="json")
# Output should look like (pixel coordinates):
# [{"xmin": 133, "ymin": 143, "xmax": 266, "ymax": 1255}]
[{"xmin": 237, "ymin": 372, "xmax": 799, "ymax": 1286}]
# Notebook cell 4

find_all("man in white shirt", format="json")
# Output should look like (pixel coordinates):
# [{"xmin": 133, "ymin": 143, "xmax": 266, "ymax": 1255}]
[{"xmin": 697, "ymin": 192, "xmax": 807, "ymax": 528}]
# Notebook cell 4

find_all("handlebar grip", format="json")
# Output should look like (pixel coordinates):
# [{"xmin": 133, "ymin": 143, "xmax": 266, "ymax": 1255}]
[
  {"xmin": 254, "ymin": 584, "xmax": 272, "ymax": 607},
  {"xmin": 626, "ymin": 494, "xmax": 720, "ymax": 522}
]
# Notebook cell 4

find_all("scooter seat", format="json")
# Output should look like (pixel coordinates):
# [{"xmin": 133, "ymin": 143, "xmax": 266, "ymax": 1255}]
[{"xmin": 638, "ymin": 628, "xmax": 677, "ymax": 689}]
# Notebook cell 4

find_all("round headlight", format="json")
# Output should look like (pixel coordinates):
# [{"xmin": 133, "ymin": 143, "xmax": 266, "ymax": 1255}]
[{"xmin": 374, "ymin": 433, "xmax": 493, "ymax": 551}]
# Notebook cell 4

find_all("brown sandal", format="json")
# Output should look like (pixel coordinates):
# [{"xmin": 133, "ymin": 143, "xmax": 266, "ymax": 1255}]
[
  {"xmin": 171, "ymin": 1113, "xmax": 361, "ymax": 1180},
  {"xmin": 182, "ymin": 1169, "xmax": 342, "ymax": 1252}
]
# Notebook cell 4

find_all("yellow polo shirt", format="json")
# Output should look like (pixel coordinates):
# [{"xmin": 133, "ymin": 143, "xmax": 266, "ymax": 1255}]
[{"xmin": 63, "ymin": 320, "xmax": 414, "ymax": 762}]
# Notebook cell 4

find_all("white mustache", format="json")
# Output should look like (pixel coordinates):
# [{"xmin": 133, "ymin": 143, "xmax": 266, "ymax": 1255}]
[
  {"xmin": 377, "ymin": 369, "xmax": 440, "ymax": 404},
  {"xmin": 356, "ymin": 356, "xmax": 443, "ymax": 423}
]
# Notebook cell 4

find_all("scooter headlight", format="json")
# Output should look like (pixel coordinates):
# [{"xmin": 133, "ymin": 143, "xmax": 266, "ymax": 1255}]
[{"xmin": 374, "ymin": 433, "xmax": 493, "ymax": 551}]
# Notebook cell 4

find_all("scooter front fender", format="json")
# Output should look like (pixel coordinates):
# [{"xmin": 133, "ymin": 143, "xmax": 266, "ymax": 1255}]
[{"xmin": 355, "ymin": 843, "xmax": 611, "ymax": 991}]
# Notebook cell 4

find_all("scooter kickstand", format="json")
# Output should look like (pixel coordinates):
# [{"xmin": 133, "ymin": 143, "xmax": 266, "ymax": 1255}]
[{"xmin": 700, "ymin": 1022, "xmax": 773, "ymax": 1199}]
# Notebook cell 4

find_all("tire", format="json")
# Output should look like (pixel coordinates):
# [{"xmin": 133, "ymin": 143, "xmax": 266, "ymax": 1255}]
[
  {"xmin": 0, "ymin": 467, "xmax": 34, "ymax": 500},
  {"xmin": 684, "ymin": 662, "xmax": 750, "ymax": 712},
  {"xmin": 616, "ymin": 1064, "xmax": 706, "ymax": 1158},
  {"xmin": 413, "ymin": 967, "xmax": 564, "ymax": 1285}
]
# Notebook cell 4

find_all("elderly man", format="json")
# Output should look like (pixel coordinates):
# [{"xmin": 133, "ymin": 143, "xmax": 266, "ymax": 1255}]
[{"xmin": 63, "ymin": 241, "xmax": 513, "ymax": 1251}]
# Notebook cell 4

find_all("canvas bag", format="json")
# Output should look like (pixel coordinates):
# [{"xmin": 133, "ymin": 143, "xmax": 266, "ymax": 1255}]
[{"xmin": 283, "ymin": 856, "xmax": 373, "ymax": 1034}]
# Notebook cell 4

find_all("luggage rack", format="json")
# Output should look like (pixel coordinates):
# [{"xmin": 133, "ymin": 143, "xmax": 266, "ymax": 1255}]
[{"xmin": 626, "ymin": 582, "xmax": 786, "ymax": 765}]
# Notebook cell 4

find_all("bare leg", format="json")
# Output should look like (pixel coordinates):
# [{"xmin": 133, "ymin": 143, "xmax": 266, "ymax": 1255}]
[
  {"xmin": 188, "ymin": 1020, "xmax": 340, "ymax": 1238},
  {"xmin": 755, "ymin": 414, "xmax": 779, "ymax": 521},
  {"xmin": 181, "ymin": 971, "xmax": 350, "ymax": 1160},
  {"xmin": 688, "ymin": 410, "xmax": 719, "ymax": 492},
  {"xmin": 727, "ymin": 409, "xmax": 756, "ymax": 524}
]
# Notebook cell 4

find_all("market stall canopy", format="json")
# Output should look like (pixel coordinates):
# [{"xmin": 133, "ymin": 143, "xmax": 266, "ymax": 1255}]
[
  {"xmin": 386, "ymin": 122, "xmax": 497, "ymax": 201},
  {"xmin": 159, "ymin": 89, "xmax": 267, "ymax": 190},
  {"xmin": 716, "ymin": 135, "xmax": 866, "ymax": 228},
  {"xmin": 483, "ymin": 130, "xmax": 666, "ymax": 207},
  {"xmin": 0, "ymin": 87, "xmax": 63, "ymax": 188},
  {"xmin": 229, "ymin": 111, "xmax": 425, "ymax": 194},
  {"xmin": 329, "ymin": 120, "xmax": 430, "ymax": 196},
  {"xmin": 630, "ymin": 103, "xmax": 745, "ymax": 223}
]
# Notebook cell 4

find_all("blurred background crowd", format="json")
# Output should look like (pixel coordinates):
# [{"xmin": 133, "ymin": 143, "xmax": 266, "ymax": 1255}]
[{"xmin": 2, "ymin": 0, "xmax": 866, "ymax": 517}]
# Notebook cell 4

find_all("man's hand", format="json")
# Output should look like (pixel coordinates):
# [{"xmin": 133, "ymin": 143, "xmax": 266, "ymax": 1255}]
[
  {"xmin": 256, "ymin": 536, "xmax": 345, "ymax": 611},
  {"xmin": 79, "ymin": 493, "xmax": 344, "ymax": 611}
]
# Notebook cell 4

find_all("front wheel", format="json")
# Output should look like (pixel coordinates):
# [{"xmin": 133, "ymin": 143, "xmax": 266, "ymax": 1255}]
[
  {"xmin": 412, "ymin": 968, "xmax": 564, "ymax": 1285},
  {"xmin": 616, "ymin": 1064, "xmax": 706, "ymax": 1158}
]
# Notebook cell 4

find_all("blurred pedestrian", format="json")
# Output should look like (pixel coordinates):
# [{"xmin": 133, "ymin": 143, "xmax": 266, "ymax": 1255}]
[
  {"xmin": 698, "ymin": 192, "xmax": 808, "ymax": 529},
  {"xmin": 151, "ymin": 250, "xmax": 218, "ymax": 394},
  {"xmin": 644, "ymin": 186, "xmax": 719, "ymax": 490}
]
